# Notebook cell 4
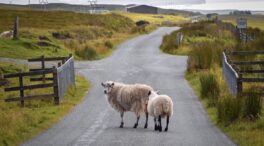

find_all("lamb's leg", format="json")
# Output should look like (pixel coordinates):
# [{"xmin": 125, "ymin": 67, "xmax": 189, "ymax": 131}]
[
  {"xmin": 164, "ymin": 115, "xmax": 170, "ymax": 132},
  {"xmin": 120, "ymin": 112, "xmax": 124, "ymax": 128},
  {"xmin": 144, "ymin": 104, "xmax": 148, "ymax": 129},
  {"xmin": 158, "ymin": 115, "xmax": 162, "ymax": 132},
  {"xmin": 154, "ymin": 118, "xmax": 158, "ymax": 131},
  {"xmin": 133, "ymin": 115, "xmax": 140, "ymax": 128}
]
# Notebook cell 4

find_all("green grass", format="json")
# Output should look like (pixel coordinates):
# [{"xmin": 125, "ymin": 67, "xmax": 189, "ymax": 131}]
[
  {"xmin": 186, "ymin": 71, "xmax": 264, "ymax": 146},
  {"xmin": 219, "ymin": 15, "xmax": 264, "ymax": 30},
  {"xmin": 163, "ymin": 21, "xmax": 264, "ymax": 146},
  {"xmin": 0, "ymin": 8, "xmax": 136, "ymax": 60},
  {"xmin": 117, "ymin": 12, "xmax": 187, "ymax": 25},
  {"xmin": 0, "ymin": 62, "xmax": 90, "ymax": 146}
]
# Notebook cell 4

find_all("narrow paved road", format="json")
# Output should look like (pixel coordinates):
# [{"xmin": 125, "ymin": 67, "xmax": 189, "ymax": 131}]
[{"xmin": 23, "ymin": 27, "xmax": 235, "ymax": 146}]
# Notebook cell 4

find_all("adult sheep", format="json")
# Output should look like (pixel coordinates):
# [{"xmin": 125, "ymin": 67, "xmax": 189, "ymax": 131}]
[
  {"xmin": 147, "ymin": 91, "xmax": 173, "ymax": 132},
  {"xmin": 101, "ymin": 81, "xmax": 153, "ymax": 128}
]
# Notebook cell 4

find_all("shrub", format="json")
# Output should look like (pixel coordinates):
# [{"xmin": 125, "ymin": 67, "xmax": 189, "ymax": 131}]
[
  {"xmin": 217, "ymin": 96, "xmax": 242, "ymax": 124},
  {"xmin": 187, "ymin": 41, "xmax": 223, "ymax": 72},
  {"xmin": 243, "ymin": 91, "xmax": 262, "ymax": 120},
  {"xmin": 104, "ymin": 41, "xmax": 113, "ymax": 49},
  {"xmin": 75, "ymin": 45, "xmax": 97, "ymax": 60},
  {"xmin": 199, "ymin": 72, "xmax": 220, "ymax": 106}
]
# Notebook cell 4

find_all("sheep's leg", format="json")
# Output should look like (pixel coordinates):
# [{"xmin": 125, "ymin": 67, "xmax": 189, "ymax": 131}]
[
  {"xmin": 154, "ymin": 118, "xmax": 158, "ymax": 131},
  {"xmin": 144, "ymin": 104, "xmax": 148, "ymax": 129},
  {"xmin": 133, "ymin": 115, "xmax": 140, "ymax": 128},
  {"xmin": 158, "ymin": 115, "xmax": 162, "ymax": 132},
  {"xmin": 120, "ymin": 112, "xmax": 124, "ymax": 128},
  {"xmin": 164, "ymin": 115, "xmax": 170, "ymax": 132}
]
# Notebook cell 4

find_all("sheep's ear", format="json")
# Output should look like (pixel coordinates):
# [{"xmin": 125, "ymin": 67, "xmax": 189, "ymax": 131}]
[{"xmin": 101, "ymin": 82, "xmax": 105, "ymax": 87}]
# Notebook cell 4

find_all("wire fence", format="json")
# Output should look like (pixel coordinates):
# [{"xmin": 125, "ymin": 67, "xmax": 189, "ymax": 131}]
[
  {"xmin": 222, "ymin": 52, "xmax": 240, "ymax": 96},
  {"xmin": 57, "ymin": 56, "xmax": 75, "ymax": 98}
]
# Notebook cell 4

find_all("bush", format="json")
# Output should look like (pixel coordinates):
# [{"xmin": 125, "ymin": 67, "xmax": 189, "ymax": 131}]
[
  {"xmin": 217, "ymin": 96, "xmax": 242, "ymax": 124},
  {"xmin": 187, "ymin": 41, "xmax": 223, "ymax": 72},
  {"xmin": 199, "ymin": 72, "xmax": 220, "ymax": 106},
  {"xmin": 104, "ymin": 41, "xmax": 113, "ymax": 49},
  {"xmin": 75, "ymin": 45, "xmax": 97, "ymax": 60},
  {"xmin": 243, "ymin": 91, "xmax": 262, "ymax": 120}
]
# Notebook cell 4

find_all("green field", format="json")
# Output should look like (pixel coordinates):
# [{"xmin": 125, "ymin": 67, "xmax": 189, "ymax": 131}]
[
  {"xmin": 0, "ymin": 8, "xmax": 136, "ymax": 60},
  {"xmin": 118, "ymin": 12, "xmax": 187, "ymax": 25},
  {"xmin": 219, "ymin": 15, "xmax": 264, "ymax": 30},
  {"xmin": 0, "ymin": 62, "xmax": 90, "ymax": 146},
  {"xmin": 160, "ymin": 21, "xmax": 264, "ymax": 146}
]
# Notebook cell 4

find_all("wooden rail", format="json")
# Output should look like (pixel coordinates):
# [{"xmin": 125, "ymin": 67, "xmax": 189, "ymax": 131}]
[
  {"xmin": 3, "ymin": 54, "xmax": 75, "ymax": 107},
  {"xmin": 223, "ymin": 50, "xmax": 264, "ymax": 96},
  {"xmin": 3, "ymin": 68, "xmax": 57, "ymax": 107}
]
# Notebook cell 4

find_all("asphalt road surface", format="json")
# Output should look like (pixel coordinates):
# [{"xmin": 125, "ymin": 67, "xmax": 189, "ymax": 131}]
[{"xmin": 23, "ymin": 27, "xmax": 235, "ymax": 146}]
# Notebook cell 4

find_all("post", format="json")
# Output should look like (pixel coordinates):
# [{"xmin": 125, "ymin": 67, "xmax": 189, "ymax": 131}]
[
  {"xmin": 19, "ymin": 74, "xmax": 24, "ymax": 107},
  {"xmin": 13, "ymin": 16, "xmax": 19, "ymax": 39},
  {"xmin": 52, "ymin": 66, "xmax": 59, "ymax": 105},
  {"xmin": 237, "ymin": 74, "xmax": 243, "ymax": 96},
  {"xmin": 41, "ymin": 55, "xmax": 46, "ymax": 83}
]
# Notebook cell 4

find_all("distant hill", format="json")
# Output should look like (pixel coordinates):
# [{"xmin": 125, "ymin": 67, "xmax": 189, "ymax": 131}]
[
  {"xmin": 184, "ymin": 9, "xmax": 264, "ymax": 15},
  {"xmin": 0, "ymin": 3, "xmax": 126, "ymax": 12},
  {"xmin": 0, "ymin": 3, "xmax": 199, "ymax": 16}
]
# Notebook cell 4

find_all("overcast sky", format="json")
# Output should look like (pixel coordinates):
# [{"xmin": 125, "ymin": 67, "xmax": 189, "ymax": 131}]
[{"xmin": 1, "ymin": 0, "xmax": 264, "ymax": 10}]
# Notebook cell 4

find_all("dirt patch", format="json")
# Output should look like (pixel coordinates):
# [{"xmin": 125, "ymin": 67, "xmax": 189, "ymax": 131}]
[
  {"xmin": 39, "ymin": 36, "xmax": 51, "ymax": 42},
  {"xmin": 37, "ymin": 41, "xmax": 51, "ymax": 47},
  {"xmin": 52, "ymin": 32, "xmax": 72, "ymax": 39}
]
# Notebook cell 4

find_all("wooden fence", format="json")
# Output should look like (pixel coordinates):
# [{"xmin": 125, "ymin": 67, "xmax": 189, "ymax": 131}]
[
  {"xmin": 222, "ymin": 50, "xmax": 264, "ymax": 96},
  {"xmin": 215, "ymin": 20, "xmax": 254, "ymax": 43},
  {"xmin": 3, "ymin": 54, "xmax": 75, "ymax": 106}
]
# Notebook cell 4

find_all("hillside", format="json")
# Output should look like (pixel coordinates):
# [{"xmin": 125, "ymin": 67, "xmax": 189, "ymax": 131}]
[
  {"xmin": 0, "ymin": 3, "xmax": 199, "ymax": 16},
  {"xmin": 0, "ymin": 8, "xmax": 135, "ymax": 60}
]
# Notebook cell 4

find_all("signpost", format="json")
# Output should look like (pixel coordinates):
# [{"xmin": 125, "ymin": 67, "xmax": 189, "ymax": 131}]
[{"xmin": 237, "ymin": 18, "xmax": 247, "ymax": 29}]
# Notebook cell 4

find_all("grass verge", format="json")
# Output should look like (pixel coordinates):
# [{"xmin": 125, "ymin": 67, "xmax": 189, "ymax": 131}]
[
  {"xmin": 0, "ymin": 62, "xmax": 90, "ymax": 146},
  {"xmin": 161, "ymin": 20, "xmax": 264, "ymax": 146}
]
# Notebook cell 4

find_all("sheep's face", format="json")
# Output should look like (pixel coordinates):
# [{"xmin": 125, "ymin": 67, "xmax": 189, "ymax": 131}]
[
  {"xmin": 101, "ymin": 81, "xmax": 115, "ymax": 94},
  {"xmin": 149, "ymin": 90, "xmax": 159, "ymax": 99}
]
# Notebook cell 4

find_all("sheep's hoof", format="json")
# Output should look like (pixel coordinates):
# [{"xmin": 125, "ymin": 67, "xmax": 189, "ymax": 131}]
[
  {"xmin": 154, "ymin": 125, "xmax": 158, "ymax": 131},
  {"xmin": 133, "ymin": 124, "xmax": 138, "ymax": 128},
  {"xmin": 144, "ymin": 124, "xmax": 148, "ymax": 129},
  {"xmin": 164, "ymin": 127, "xmax": 168, "ymax": 132},
  {"xmin": 119, "ymin": 122, "xmax": 124, "ymax": 128},
  {"xmin": 159, "ymin": 126, "xmax": 162, "ymax": 132}
]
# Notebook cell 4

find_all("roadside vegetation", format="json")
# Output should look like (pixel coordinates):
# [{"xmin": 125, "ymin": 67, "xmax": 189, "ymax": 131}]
[
  {"xmin": 0, "ymin": 8, "xmax": 187, "ymax": 60},
  {"xmin": 219, "ymin": 15, "xmax": 264, "ymax": 30},
  {"xmin": 161, "ymin": 20, "xmax": 264, "ymax": 146},
  {"xmin": 0, "ymin": 8, "xmax": 136, "ymax": 60},
  {"xmin": 0, "ymin": 62, "xmax": 90, "ymax": 146}
]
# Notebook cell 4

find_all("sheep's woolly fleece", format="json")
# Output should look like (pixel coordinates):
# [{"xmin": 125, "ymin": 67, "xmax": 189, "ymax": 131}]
[
  {"xmin": 147, "ymin": 92, "xmax": 173, "ymax": 118},
  {"xmin": 105, "ymin": 81, "xmax": 153, "ymax": 115}
]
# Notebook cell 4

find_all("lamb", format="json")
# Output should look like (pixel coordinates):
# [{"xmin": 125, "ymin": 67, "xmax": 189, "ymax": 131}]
[
  {"xmin": 101, "ymin": 81, "xmax": 153, "ymax": 129},
  {"xmin": 147, "ymin": 91, "xmax": 173, "ymax": 132}
]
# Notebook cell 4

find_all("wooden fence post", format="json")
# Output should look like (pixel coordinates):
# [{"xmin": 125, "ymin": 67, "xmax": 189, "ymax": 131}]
[
  {"xmin": 237, "ymin": 74, "xmax": 243, "ymax": 96},
  {"xmin": 13, "ymin": 16, "xmax": 19, "ymax": 39},
  {"xmin": 41, "ymin": 55, "xmax": 46, "ymax": 83},
  {"xmin": 19, "ymin": 74, "xmax": 24, "ymax": 107},
  {"xmin": 52, "ymin": 66, "xmax": 59, "ymax": 105}
]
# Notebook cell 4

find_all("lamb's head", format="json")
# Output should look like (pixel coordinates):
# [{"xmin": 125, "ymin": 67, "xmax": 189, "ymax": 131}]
[
  {"xmin": 148, "ymin": 90, "xmax": 160, "ymax": 99},
  {"xmin": 101, "ymin": 81, "xmax": 115, "ymax": 94}
]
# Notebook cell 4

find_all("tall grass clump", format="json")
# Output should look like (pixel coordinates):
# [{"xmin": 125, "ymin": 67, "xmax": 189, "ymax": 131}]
[
  {"xmin": 217, "ymin": 96, "xmax": 242, "ymax": 125},
  {"xmin": 104, "ymin": 41, "xmax": 113, "ymax": 49},
  {"xmin": 75, "ymin": 45, "xmax": 97, "ymax": 60},
  {"xmin": 243, "ymin": 91, "xmax": 262, "ymax": 120},
  {"xmin": 187, "ymin": 41, "xmax": 223, "ymax": 72},
  {"xmin": 160, "ymin": 32, "xmax": 178, "ymax": 53},
  {"xmin": 199, "ymin": 72, "xmax": 220, "ymax": 106}
]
